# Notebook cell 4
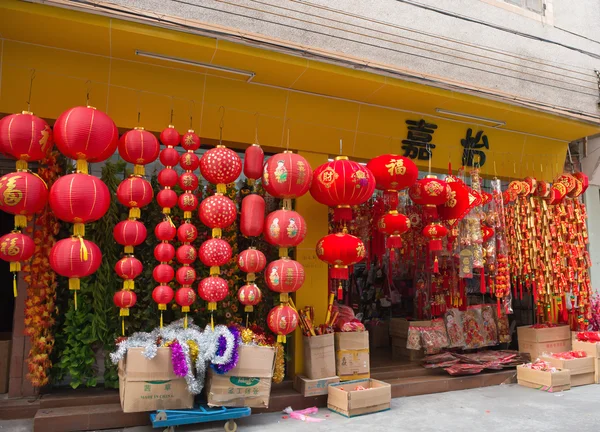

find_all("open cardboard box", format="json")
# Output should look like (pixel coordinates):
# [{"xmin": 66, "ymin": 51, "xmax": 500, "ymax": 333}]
[
  {"xmin": 294, "ymin": 375, "xmax": 340, "ymax": 397},
  {"xmin": 328, "ymin": 378, "xmax": 391, "ymax": 417},
  {"xmin": 335, "ymin": 332, "xmax": 370, "ymax": 382},
  {"xmin": 572, "ymin": 340, "xmax": 600, "ymax": 384},
  {"xmin": 303, "ymin": 333, "xmax": 336, "ymax": 380},
  {"xmin": 541, "ymin": 355, "xmax": 595, "ymax": 387},
  {"xmin": 516, "ymin": 365, "xmax": 570, "ymax": 392},
  {"xmin": 517, "ymin": 325, "xmax": 571, "ymax": 360}
]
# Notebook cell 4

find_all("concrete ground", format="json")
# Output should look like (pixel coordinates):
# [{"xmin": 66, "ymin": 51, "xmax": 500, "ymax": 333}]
[{"xmin": 5, "ymin": 384, "xmax": 600, "ymax": 431}]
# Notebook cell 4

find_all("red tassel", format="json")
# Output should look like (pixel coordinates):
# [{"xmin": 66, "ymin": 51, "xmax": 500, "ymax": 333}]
[
  {"xmin": 433, "ymin": 256, "xmax": 439, "ymax": 274},
  {"xmin": 429, "ymin": 239, "xmax": 442, "ymax": 252},
  {"xmin": 497, "ymin": 297, "xmax": 501, "ymax": 317},
  {"xmin": 386, "ymin": 236, "xmax": 402, "ymax": 249},
  {"xmin": 333, "ymin": 206, "xmax": 353, "ymax": 222},
  {"xmin": 337, "ymin": 283, "xmax": 343, "ymax": 300},
  {"xmin": 480, "ymin": 270, "xmax": 486, "ymax": 294},
  {"xmin": 519, "ymin": 280, "xmax": 523, "ymax": 300},
  {"xmin": 384, "ymin": 190, "xmax": 398, "ymax": 210}
]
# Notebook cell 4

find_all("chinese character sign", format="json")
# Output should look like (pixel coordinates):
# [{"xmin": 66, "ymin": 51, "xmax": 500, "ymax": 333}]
[
  {"xmin": 402, "ymin": 119, "xmax": 438, "ymax": 161},
  {"xmin": 461, "ymin": 128, "xmax": 489, "ymax": 167}
]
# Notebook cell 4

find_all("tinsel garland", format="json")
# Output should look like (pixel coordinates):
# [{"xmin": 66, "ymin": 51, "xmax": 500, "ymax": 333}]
[
  {"xmin": 170, "ymin": 340, "xmax": 188, "ymax": 377},
  {"xmin": 211, "ymin": 326, "xmax": 241, "ymax": 374}
]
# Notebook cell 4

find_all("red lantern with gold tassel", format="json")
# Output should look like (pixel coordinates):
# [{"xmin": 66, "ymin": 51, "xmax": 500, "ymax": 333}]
[
  {"xmin": 0, "ymin": 231, "xmax": 34, "ymax": 296},
  {"xmin": 118, "ymin": 128, "xmax": 160, "ymax": 176},
  {"xmin": 377, "ymin": 211, "xmax": 410, "ymax": 249},
  {"xmin": 240, "ymin": 194, "xmax": 265, "ymax": 237},
  {"xmin": 409, "ymin": 175, "xmax": 451, "ymax": 219},
  {"xmin": 152, "ymin": 285, "xmax": 174, "ymax": 328},
  {"xmin": 422, "ymin": 222, "xmax": 448, "ymax": 252},
  {"xmin": 117, "ymin": 176, "xmax": 153, "ymax": 219},
  {"xmin": 198, "ymin": 276, "xmax": 229, "ymax": 327},
  {"xmin": 267, "ymin": 304, "xmax": 299, "ymax": 343},
  {"xmin": 0, "ymin": 111, "xmax": 53, "ymax": 170},
  {"xmin": 244, "ymin": 144, "xmax": 264, "ymax": 184},
  {"xmin": 113, "ymin": 220, "xmax": 147, "ymax": 254},
  {"xmin": 200, "ymin": 146, "xmax": 242, "ymax": 193},
  {"xmin": 113, "ymin": 290, "xmax": 137, "ymax": 335},
  {"xmin": 238, "ymin": 248, "xmax": 266, "ymax": 281},
  {"xmin": 199, "ymin": 194, "xmax": 237, "ymax": 238},
  {"xmin": 175, "ymin": 287, "xmax": 196, "ymax": 328},
  {"xmin": 115, "ymin": 256, "xmax": 143, "ymax": 290},
  {"xmin": 199, "ymin": 239, "xmax": 232, "ymax": 275},
  {"xmin": 367, "ymin": 154, "xmax": 418, "ymax": 210},
  {"xmin": 265, "ymin": 257, "xmax": 305, "ymax": 303},
  {"xmin": 0, "ymin": 171, "xmax": 49, "ymax": 229}
]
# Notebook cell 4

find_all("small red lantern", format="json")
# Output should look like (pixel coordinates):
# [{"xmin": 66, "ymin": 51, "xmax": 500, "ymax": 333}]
[
  {"xmin": 422, "ymin": 222, "xmax": 448, "ymax": 252},
  {"xmin": 0, "ymin": 112, "xmax": 53, "ymax": 169},
  {"xmin": 267, "ymin": 304, "xmax": 299, "ymax": 343},
  {"xmin": 482, "ymin": 226, "xmax": 494, "ymax": 243},
  {"xmin": 310, "ymin": 156, "xmax": 376, "ymax": 221},
  {"xmin": 237, "ymin": 248, "xmax": 267, "ymax": 278},
  {"xmin": 181, "ymin": 130, "xmax": 200, "ymax": 151},
  {"xmin": 240, "ymin": 194, "xmax": 265, "ymax": 237},
  {"xmin": 262, "ymin": 152, "xmax": 313, "ymax": 200},
  {"xmin": 180, "ymin": 152, "xmax": 200, "ymax": 171},
  {"xmin": 178, "ymin": 172, "xmax": 199, "ymax": 191},
  {"xmin": 153, "ymin": 263, "xmax": 175, "ymax": 283},
  {"xmin": 367, "ymin": 154, "xmax": 418, "ymax": 209},
  {"xmin": 199, "ymin": 238, "xmax": 232, "ymax": 272},
  {"xmin": 437, "ymin": 176, "xmax": 477, "ymax": 226},
  {"xmin": 160, "ymin": 148, "xmax": 180, "ymax": 167},
  {"xmin": 244, "ymin": 144, "xmax": 264, "ymax": 183},
  {"xmin": 116, "ymin": 176, "xmax": 153, "ymax": 219},
  {"xmin": 199, "ymin": 194, "xmax": 237, "ymax": 237},
  {"xmin": 152, "ymin": 284, "xmax": 174, "ymax": 327},
  {"xmin": 176, "ymin": 266, "xmax": 197, "ymax": 286},
  {"xmin": 199, "ymin": 146, "xmax": 242, "ymax": 191},
  {"xmin": 0, "ymin": 171, "xmax": 49, "ymax": 228},
  {"xmin": 54, "ymin": 106, "xmax": 118, "ymax": 172},
  {"xmin": 0, "ymin": 232, "xmax": 34, "ymax": 297},
  {"xmin": 265, "ymin": 257, "xmax": 305, "ymax": 302},
  {"xmin": 198, "ymin": 276, "xmax": 229, "ymax": 311},
  {"xmin": 238, "ymin": 283, "xmax": 262, "ymax": 312},
  {"xmin": 118, "ymin": 128, "xmax": 160, "ymax": 176},
  {"xmin": 176, "ymin": 287, "xmax": 197, "ymax": 328},
  {"xmin": 264, "ymin": 209, "xmax": 307, "ymax": 256},
  {"xmin": 377, "ymin": 211, "xmax": 410, "ymax": 248},
  {"xmin": 316, "ymin": 232, "xmax": 366, "ymax": 294},
  {"xmin": 155, "ymin": 220, "xmax": 176, "ymax": 241},
  {"xmin": 113, "ymin": 220, "xmax": 147, "ymax": 254},
  {"xmin": 154, "ymin": 243, "xmax": 175, "ymax": 262},
  {"xmin": 160, "ymin": 126, "xmax": 180, "ymax": 147},
  {"xmin": 115, "ymin": 256, "xmax": 143, "ymax": 290},
  {"xmin": 113, "ymin": 289, "xmax": 137, "ymax": 335},
  {"xmin": 157, "ymin": 189, "xmax": 178, "ymax": 214},
  {"xmin": 409, "ymin": 175, "xmax": 451, "ymax": 219},
  {"xmin": 177, "ymin": 223, "xmax": 198, "ymax": 243},
  {"xmin": 178, "ymin": 192, "xmax": 198, "ymax": 220},
  {"xmin": 49, "ymin": 173, "xmax": 110, "ymax": 236},
  {"xmin": 176, "ymin": 244, "xmax": 197, "ymax": 265},
  {"xmin": 158, "ymin": 168, "xmax": 179, "ymax": 187}
]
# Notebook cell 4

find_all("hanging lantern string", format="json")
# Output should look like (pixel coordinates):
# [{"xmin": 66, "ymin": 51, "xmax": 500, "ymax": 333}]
[
  {"xmin": 25, "ymin": 69, "xmax": 36, "ymax": 112},
  {"xmin": 426, "ymin": 142, "xmax": 432, "ymax": 174},
  {"xmin": 85, "ymin": 79, "xmax": 91, "ymax": 107},
  {"xmin": 567, "ymin": 145, "xmax": 574, "ymax": 173},
  {"xmin": 339, "ymin": 138, "xmax": 343, "ymax": 155},
  {"xmin": 218, "ymin": 106, "xmax": 225, "ymax": 146},
  {"xmin": 254, "ymin": 112, "xmax": 260, "ymax": 144},
  {"xmin": 137, "ymin": 91, "xmax": 142, "ymax": 126},
  {"xmin": 189, "ymin": 99, "xmax": 195, "ymax": 130},
  {"xmin": 170, "ymin": 96, "xmax": 174, "ymax": 125}
]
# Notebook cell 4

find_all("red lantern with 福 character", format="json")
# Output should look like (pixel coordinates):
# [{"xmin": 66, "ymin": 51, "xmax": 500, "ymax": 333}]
[
  {"xmin": 0, "ymin": 231, "xmax": 34, "ymax": 297},
  {"xmin": 118, "ymin": 128, "xmax": 160, "ymax": 176},
  {"xmin": 437, "ymin": 176, "xmax": 478, "ymax": 227},
  {"xmin": 152, "ymin": 284, "xmax": 174, "ymax": 328},
  {"xmin": 199, "ymin": 238, "xmax": 232, "ymax": 274},
  {"xmin": 367, "ymin": 154, "xmax": 418, "ymax": 209},
  {"xmin": 265, "ymin": 257, "xmax": 305, "ymax": 303},
  {"xmin": 262, "ymin": 152, "xmax": 313, "ymax": 203},
  {"xmin": 264, "ymin": 209, "xmax": 307, "ymax": 257},
  {"xmin": 0, "ymin": 171, "xmax": 49, "ymax": 229},
  {"xmin": 199, "ymin": 146, "xmax": 242, "ymax": 192},
  {"xmin": 153, "ymin": 263, "xmax": 175, "ymax": 284},
  {"xmin": 0, "ymin": 112, "xmax": 53, "ymax": 170},
  {"xmin": 113, "ymin": 220, "xmax": 147, "ymax": 254},
  {"xmin": 409, "ymin": 175, "xmax": 450, "ymax": 219},
  {"xmin": 244, "ymin": 144, "xmax": 264, "ymax": 184},
  {"xmin": 238, "ymin": 248, "xmax": 266, "ymax": 280},
  {"xmin": 199, "ymin": 194, "xmax": 237, "ymax": 238},
  {"xmin": 240, "ymin": 194, "xmax": 265, "ymax": 237},
  {"xmin": 377, "ymin": 211, "xmax": 410, "ymax": 249},
  {"xmin": 175, "ymin": 287, "xmax": 196, "ymax": 328},
  {"xmin": 310, "ymin": 156, "xmax": 376, "ymax": 221},
  {"xmin": 267, "ymin": 304, "xmax": 299, "ymax": 343},
  {"xmin": 117, "ymin": 176, "xmax": 153, "ymax": 219},
  {"xmin": 238, "ymin": 283, "xmax": 262, "ymax": 313},
  {"xmin": 113, "ymin": 290, "xmax": 137, "ymax": 335},
  {"xmin": 115, "ymin": 256, "xmax": 143, "ymax": 290}
]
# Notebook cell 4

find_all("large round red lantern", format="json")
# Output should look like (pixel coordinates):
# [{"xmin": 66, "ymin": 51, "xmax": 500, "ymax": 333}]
[
  {"xmin": 240, "ymin": 194, "xmax": 265, "ymax": 237},
  {"xmin": 316, "ymin": 232, "xmax": 366, "ymax": 280},
  {"xmin": 176, "ymin": 244, "xmax": 197, "ymax": 265},
  {"xmin": 265, "ymin": 258, "xmax": 305, "ymax": 302},
  {"xmin": 237, "ymin": 283, "xmax": 262, "ymax": 313},
  {"xmin": 154, "ymin": 243, "xmax": 175, "ymax": 262},
  {"xmin": 113, "ymin": 220, "xmax": 147, "ymax": 253},
  {"xmin": 117, "ymin": 176, "xmax": 153, "ymax": 219},
  {"xmin": 422, "ymin": 222, "xmax": 448, "ymax": 252},
  {"xmin": 181, "ymin": 130, "xmax": 200, "ymax": 151},
  {"xmin": 0, "ymin": 171, "xmax": 49, "ymax": 228},
  {"xmin": 0, "ymin": 112, "xmax": 53, "ymax": 169},
  {"xmin": 160, "ymin": 126, "xmax": 180, "ymax": 147},
  {"xmin": 264, "ymin": 209, "xmax": 307, "ymax": 256},
  {"xmin": 198, "ymin": 276, "xmax": 229, "ymax": 311},
  {"xmin": 409, "ymin": 175, "xmax": 451, "ymax": 219},
  {"xmin": 49, "ymin": 173, "xmax": 110, "ymax": 236},
  {"xmin": 118, "ymin": 128, "xmax": 160, "ymax": 176},
  {"xmin": 155, "ymin": 220, "xmax": 176, "ymax": 241},
  {"xmin": 199, "ymin": 194, "xmax": 237, "ymax": 237},
  {"xmin": 177, "ymin": 223, "xmax": 198, "ymax": 243},
  {"xmin": 0, "ymin": 232, "xmax": 34, "ymax": 296},
  {"xmin": 199, "ymin": 146, "xmax": 242, "ymax": 191},
  {"xmin": 237, "ymin": 248, "xmax": 267, "ymax": 278},
  {"xmin": 267, "ymin": 304, "xmax": 299, "ymax": 343},
  {"xmin": 244, "ymin": 144, "xmax": 264, "ymax": 183},
  {"xmin": 157, "ymin": 189, "xmax": 178, "ymax": 214},
  {"xmin": 115, "ymin": 256, "xmax": 143, "ymax": 290},
  {"xmin": 377, "ymin": 211, "xmax": 411, "ymax": 248},
  {"xmin": 158, "ymin": 168, "xmax": 178, "ymax": 187},
  {"xmin": 53, "ymin": 106, "xmax": 118, "ymax": 172},
  {"xmin": 113, "ymin": 289, "xmax": 137, "ymax": 335},
  {"xmin": 437, "ymin": 176, "xmax": 476, "ymax": 226},
  {"xmin": 178, "ymin": 192, "xmax": 199, "ymax": 220},
  {"xmin": 310, "ymin": 156, "xmax": 376, "ymax": 221},
  {"xmin": 367, "ymin": 154, "xmax": 418, "ymax": 209},
  {"xmin": 199, "ymin": 239, "xmax": 232, "ymax": 272},
  {"xmin": 262, "ymin": 152, "xmax": 313, "ymax": 200},
  {"xmin": 153, "ymin": 263, "xmax": 175, "ymax": 283}
]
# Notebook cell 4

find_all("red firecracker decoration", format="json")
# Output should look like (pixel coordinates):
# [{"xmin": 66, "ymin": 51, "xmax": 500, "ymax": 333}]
[
  {"xmin": 115, "ymin": 256, "xmax": 143, "ymax": 290},
  {"xmin": 152, "ymin": 284, "xmax": 174, "ymax": 328},
  {"xmin": 116, "ymin": 176, "xmax": 153, "ymax": 219},
  {"xmin": 244, "ymin": 144, "xmax": 264, "ymax": 184},
  {"xmin": 422, "ymin": 222, "xmax": 448, "ymax": 252},
  {"xmin": 113, "ymin": 290, "xmax": 137, "ymax": 335},
  {"xmin": 240, "ymin": 194, "xmax": 265, "ymax": 237},
  {"xmin": 113, "ymin": 220, "xmax": 147, "ymax": 254},
  {"xmin": 0, "ymin": 171, "xmax": 49, "ymax": 229},
  {"xmin": 262, "ymin": 152, "xmax": 313, "ymax": 203},
  {"xmin": 377, "ymin": 211, "xmax": 410, "ymax": 249},
  {"xmin": 264, "ymin": 209, "xmax": 307, "ymax": 257},
  {"xmin": 118, "ymin": 128, "xmax": 160, "ymax": 176},
  {"xmin": 310, "ymin": 156, "xmax": 376, "ymax": 221},
  {"xmin": 238, "ymin": 248, "xmax": 267, "ymax": 281},
  {"xmin": 268, "ymin": 304, "xmax": 299, "ymax": 343},
  {"xmin": 199, "ymin": 238, "xmax": 232, "ymax": 274},
  {"xmin": 0, "ymin": 231, "xmax": 34, "ymax": 296},
  {"xmin": 409, "ymin": 175, "xmax": 451, "ymax": 219},
  {"xmin": 199, "ymin": 194, "xmax": 237, "ymax": 238},
  {"xmin": 265, "ymin": 257, "xmax": 305, "ymax": 303},
  {"xmin": 367, "ymin": 154, "xmax": 418, "ymax": 209},
  {"xmin": 200, "ymin": 146, "xmax": 242, "ymax": 192},
  {"xmin": 237, "ymin": 283, "xmax": 262, "ymax": 313},
  {"xmin": 0, "ymin": 112, "xmax": 53, "ymax": 170},
  {"xmin": 175, "ymin": 287, "xmax": 196, "ymax": 328}
]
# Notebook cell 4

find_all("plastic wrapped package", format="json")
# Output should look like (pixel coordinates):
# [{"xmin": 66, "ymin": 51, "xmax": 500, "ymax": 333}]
[{"xmin": 420, "ymin": 319, "xmax": 450, "ymax": 354}]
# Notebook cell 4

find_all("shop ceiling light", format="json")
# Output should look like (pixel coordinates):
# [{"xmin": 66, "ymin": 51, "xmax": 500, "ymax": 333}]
[
  {"xmin": 135, "ymin": 50, "xmax": 255, "ymax": 81},
  {"xmin": 435, "ymin": 108, "xmax": 506, "ymax": 127}
]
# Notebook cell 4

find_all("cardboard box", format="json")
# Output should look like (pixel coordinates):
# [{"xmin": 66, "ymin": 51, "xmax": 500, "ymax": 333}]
[
  {"xmin": 303, "ymin": 334, "xmax": 336, "ymax": 380},
  {"xmin": 541, "ymin": 355, "xmax": 595, "ymax": 387},
  {"xmin": 294, "ymin": 375, "xmax": 340, "ymax": 397},
  {"xmin": 118, "ymin": 347, "xmax": 194, "ymax": 413},
  {"xmin": 389, "ymin": 318, "xmax": 431, "ymax": 338},
  {"xmin": 328, "ymin": 379, "xmax": 391, "ymax": 417},
  {"xmin": 517, "ymin": 326, "xmax": 571, "ymax": 360},
  {"xmin": 368, "ymin": 322, "xmax": 390, "ymax": 348},
  {"xmin": 335, "ymin": 332, "xmax": 370, "ymax": 382},
  {"xmin": 0, "ymin": 333, "xmax": 12, "ymax": 394},
  {"xmin": 572, "ymin": 341, "xmax": 600, "ymax": 384},
  {"xmin": 206, "ymin": 345, "xmax": 275, "ymax": 408},
  {"xmin": 391, "ymin": 337, "xmax": 424, "ymax": 362},
  {"xmin": 516, "ymin": 365, "xmax": 571, "ymax": 392}
]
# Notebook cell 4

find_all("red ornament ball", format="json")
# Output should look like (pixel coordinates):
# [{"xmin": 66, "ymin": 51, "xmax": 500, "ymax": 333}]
[
  {"xmin": 50, "ymin": 173, "xmax": 110, "ymax": 224},
  {"xmin": 262, "ymin": 152, "xmax": 313, "ymax": 199},
  {"xmin": 117, "ymin": 176, "xmax": 153, "ymax": 210},
  {"xmin": 199, "ymin": 194, "xmax": 237, "ymax": 229},
  {"xmin": 154, "ymin": 243, "xmax": 175, "ymax": 262},
  {"xmin": 199, "ymin": 238, "xmax": 232, "ymax": 267},
  {"xmin": 181, "ymin": 130, "xmax": 200, "ymax": 152},
  {"xmin": 178, "ymin": 172, "xmax": 199, "ymax": 191},
  {"xmin": 152, "ymin": 285, "xmax": 174, "ymax": 307},
  {"xmin": 118, "ymin": 128, "xmax": 160, "ymax": 167},
  {"xmin": 176, "ymin": 244, "xmax": 197, "ymax": 265},
  {"xmin": 113, "ymin": 220, "xmax": 147, "ymax": 250},
  {"xmin": 198, "ymin": 276, "xmax": 229, "ymax": 304},
  {"xmin": 237, "ymin": 248, "xmax": 267, "ymax": 274},
  {"xmin": 265, "ymin": 258, "xmax": 305, "ymax": 293},
  {"xmin": 155, "ymin": 220, "xmax": 176, "ymax": 241},
  {"xmin": 199, "ymin": 146, "xmax": 242, "ymax": 185},
  {"xmin": 113, "ymin": 290, "xmax": 137, "ymax": 310},
  {"xmin": 0, "ymin": 232, "xmax": 34, "ymax": 264},
  {"xmin": 264, "ymin": 209, "xmax": 307, "ymax": 248},
  {"xmin": 177, "ymin": 223, "xmax": 198, "ymax": 243},
  {"xmin": 158, "ymin": 168, "xmax": 178, "ymax": 187},
  {"xmin": 176, "ymin": 266, "xmax": 197, "ymax": 286},
  {"xmin": 366, "ymin": 154, "xmax": 418, "ymax": 191},
  {"xmin": 0, "ymin": 112, "xmax": 53, "ymax": 163},
  {"xmin": 160, "ymin": 147, "xmax": 180, "ymax": 167},
  {"xmin": 153, "ymin": 263, "xmax": 175, "ymax": 284},
  {"xmin": 180, "ymin": 152, "xmax": 200, "ymax": 171},
  {"xmin": 160, "ymin": 126, "xmax": 180, "ymax": 147}
]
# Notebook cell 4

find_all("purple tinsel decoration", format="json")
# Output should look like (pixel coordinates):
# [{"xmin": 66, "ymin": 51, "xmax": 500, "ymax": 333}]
[
  {"xmin": 211, "ymin": 326, "xmax": 241, "ymax": 375},
  {"xmin": 170, "ymin": 340, "xmax": 188, "ymax": 377}
]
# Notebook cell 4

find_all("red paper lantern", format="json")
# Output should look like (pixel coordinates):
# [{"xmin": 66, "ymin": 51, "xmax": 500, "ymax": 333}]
[
  {"xmin": 367, "ymin": 154, "xmax": 418, "ymax": 208},
  {"xmin": 160, "ymin": 126, "xmax": 180, "ymax": 147},
  {"xmin": 267, "ymin": 304, "xmax": 299, "ymax": 343},
  {"xmin": 152, "ymin": 285, "xmax": 174, "ymax": 310},
  {"xmin": 155, "ymin": 220, "xmax": 176, "ymax": 241},
  {"xmin": 115, "ymin": 256, "xmax": 143, "ymax": 290},
  {"xmin": 178, "ymin": 172, "xmax": 199, "ymax": 191},
  {"xmin": 176, "ymin": 244, "xmax": 197, "ymax": 265},
  {"xmin": 265, "ymin": 257, "xmax": 305, "ymax": 302},
  {"xmin": 0, "ymin": 112, "xmax": 53, "ymax": 168},
  {"xmin": 0, "ymin": 232, "xmax": 34, "ymax": 296},
  {"xmin": 113, "ymin": 290, "xmax": 137, "ymax": 316},
  {"xmin": 157, "ymin": 189, "xmax": 178, "ymax": 214},
  {"xmin": 118, "ymin": 128, "xmax": 160, "ymax": 176},
  {"xmin": 177, "ymin": 223, "xmax": 198, "ymax": 243},
  {"xmin": 176, "ymin": 266, "xmax": 197, "ymax": 286},
  {"xmin": 244, "ymin": 144, "xmax": 264, "ymax": 182},
  {"xmin": 113, "ymin": 220, "xmax": 147, "ymax": 253},
  {"xmin": 482, "ymin": 226, "xmax": 494, "ymax": 243},
  {"xmin": 574, "ymin": 172, "xmax": 589, "ymax": 195},
  {"xmin": 237, "ymin": 283, "xmax": 262, "ymax": 312},
  {"xmin": 237, "ymin": 248, "xmax": 267, "ymax": 275},
  {"xmin": 198, "ymin": 276, "xmax": 229, "ymax": 310},
  {"xmin": 0, "ymin": 171, "xmax": 49, "ymax": 228},
  {"xmin": 437, "ymin": 176, "xmax": 477, "ymax": 226},
  {"xmin": 178, "ymin": 192, "xmax": 198, "ymax": 219},
  {"xmin": 50, "ymin": 237, "xmax": 102, "ymax": 293},
  {"xmin": 116, "ymin": 176, "xmax": 153, "ymax": 219},
  {"xmin": 154, "ymin": 243, "xmax": 175, "ymax": 262},
  {"xmin": 153, "ymin": 263, "xmax": 175, "ymax": 283},
  {"xmin": 262, "ymin": 152, "xmax": 312, "ymax": 199},
  {"xmin": 199, "ymin": 238, "xmax": 232, "ymax": 269},
  {"xmin": 422, "ymin": 222, "xmax": 448, "ymax": 252},
  {"xmin": 160, "ymin": 148, "xmax": 180, "ymax": 167},
  {"xmin": 240, "ymin": 194, "xmax": 265, "ymax": 237},
  {"xmin": 199, "ymin": 194, "xmax": 237, "ymax": 237},
  {"xmin": 310, "ymin": 156, "xmax": 376, "ymax": 221},
  {"xmin": 158, "ymin": 168, "xmax": 178, "ymax": 188},
  {"xmin": 199, "ymin": 146, "xmax": 242, "ymax": 188},
  {"xmin": 409, "ymin": 175, "xmax": 451, "ymax": 219},
  {"xmin": 264, "ymin": 209, "xmax": 307, "ymax": 255},
  {"xmin": 180, "ymin": 152, "xmax": 200, "ymax": 171},
  {"xmin": 181, "ymin": 130, "xmax": 200, "ymax": 151},
  {"xmin": 175, "ymin": 287, "xmax": 197, "ymax": 313},
  {"xmin": 316, "ymin": 232, "xmax": 366, "ymax": 280},
  {"xmin": 377, "ymin": 211, "xmax": 410, "ymax": 248},
  {"xmin": 49, "ymin": 173, "xmax": 110, "ymax": 236},
  {"xmin": 53, "ymin": 106, "xmax": 118, "ymax": 172}
]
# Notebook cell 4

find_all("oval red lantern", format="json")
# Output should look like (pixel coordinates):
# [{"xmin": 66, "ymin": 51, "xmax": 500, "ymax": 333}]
[
  {"xmin": 154, "ymin": 243, "xmax": 175, "ymax": 263},
  {"xmin": 178, "ymin": 192, "xmax": 198, "ymax": 219},
  {"xmin": 175, "ymin": 287, "xmax": 197, "ymax": 314},
  {"xmin": 437, "ymin": 176, "xmax": 476, "ymax": 226},
  {"xmin": 237, "ymin": 284, "xmax": 262, "ymax": 312},
  {"xmin": 244, "ymin": 144, "xmax": 264, "ymax": 182},
  {"xmin": 199, "ymin": 238, "xmax": 232, "ymax": 269},
  {"xmin": 310, "ymin": 156, "xmax": 376, "ymax": 221},
  {"xmin": 152, "ymin": 285, "xmax": 174, "ymax": 310},
  {"xmin": 118, "ymin": 128, "xmax": 160, "ymax": 176},
  {"xmin": 422, "ymin": 222, "xmax": 448, "ymax": 252},
  {"xmin": 50, "ymin": 237, "xmax": 102, "ymax": 292},
  {"xmin": 176, "ymin": 266, "xmax": 197, "ymax": 287},
  {"xmin": 160, "ymin": 126, "xmax": 180, "ymax": 147},
  {"xmin": 409, "ymin": 175, "xmax": 450, "ymax": 219},
  {"xmin": 265, "ymin": 257, "xmax": 305, "ymax": 302},
  {"xmin": 267, "ymin": 304, "xmax": 299, "ymax": 343},
  {"xmin": 180, "ymin": 152, "xmax": 200, "ymax": 171},
  {"xmin": 199, "ymin": 194, "xmax": 237, "ymax": 237},
  {"xmin": 240, "ymin": 194, "xmax": 265, "ymax": 237},
  {"xmin": 198, "ymin": 276, "xmax": 229, "ymax": 310},
  {"xmin": 200, "ymin": 146, "xmax": 242, "ymax": 189},
  {"xmin": 0, "ymin": 232, "xmax": 34, "ymax": 295},
  {"xmin": 157, "ymin": 189, "xmax": 178, "ymax": 214},
  {"xmin": 181, "ymin": 130, "xmax": 200, "ymax": 152},
  {"xmin": 0, "ymin": 171, "xmax": 49, "ymax": 228},
  {"xmin": 0, "ymin": 112, "xmax": 53, "ymax": 168},
  {"xmin": 153, "ymin": 263, "xmax": 175, "ymax": 283},
  {"xmin": 53, "ymin": 106, "xmax": 118, "ymax": 171},
  {"xmin": 176, "ymin": 244, "xmax": 197, "ymax": 265},
  {"xmin": 49, "ymin": 173, "xmax": 110, "ymax": 236},
  {"xmin": 113, "ymin": 289, "xmax": 137, "ymax": 316},
  {"xmin": 178, "ymin": 172, "xmax": 199, "ymax": 191},
  {"xmin": 316, "ymin": 232, "xmax": 366, "ymax": 280},
  {"xmin": 155, "ymin": 220, "xmax": 176, "ymax": 241},
  {"xmin": 264, "ymin": 209, "xmax": 307, "ymax": 254},
  {"xmin": 377, "ymin": 211, "xmax": 410, "ymax": 248},
  {"xmin": 115, "ymin": 256, "xmax": 143, "ymax": 290},
  {"xmin": 262, "ymin": 152, "xmax": 313, "ymax": 199},
  {"xmin": 158, "ymin": 168, "xmax": 179, "ymax": 188},
  {"xmin": 237, "ymin": 248, "xmax": 267, "ymax": 275},
  {"xmin": 117, "ymin": 176, "xmax": 153, "ymax": 219},
  {"xmin": 177, "ymin": 223, "xmax": 198, "ymax": 243},
  {"xmin": 113, "ymin": 220, "xmax": 147, "ymax": 253},
  {"xmin": 160, "ymin": 148, "xmax": 180, "ymax": 167}
]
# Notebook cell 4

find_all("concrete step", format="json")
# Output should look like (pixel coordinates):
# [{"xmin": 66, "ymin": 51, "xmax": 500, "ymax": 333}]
[{"xmin": 39, "ymin": 388, "xmax": 120, "ymax": 409}]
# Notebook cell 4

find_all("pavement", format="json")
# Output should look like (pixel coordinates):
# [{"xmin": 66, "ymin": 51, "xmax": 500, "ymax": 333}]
[{"xmin": 4, "ymin": 384, "xmax": 600, "ymax": 431}]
